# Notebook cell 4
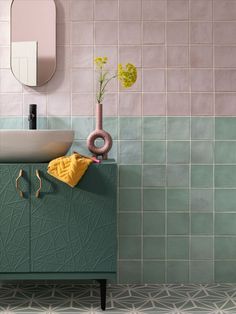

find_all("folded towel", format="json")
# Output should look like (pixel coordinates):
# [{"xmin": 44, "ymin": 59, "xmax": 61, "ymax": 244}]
[{"xmin": 47, "ymin": 153, "xmax": 93, "ymax": 187}]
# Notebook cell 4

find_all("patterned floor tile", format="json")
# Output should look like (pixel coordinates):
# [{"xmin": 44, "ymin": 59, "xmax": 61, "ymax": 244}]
[{"xmin": 0, "ymin": 284, "xmax": 236, "ymax": 313}]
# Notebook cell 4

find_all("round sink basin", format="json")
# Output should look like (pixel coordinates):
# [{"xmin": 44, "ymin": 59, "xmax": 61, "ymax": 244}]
[{"xmin": 0, "ymin": 130, "xmax": 74, "ymax": 162}]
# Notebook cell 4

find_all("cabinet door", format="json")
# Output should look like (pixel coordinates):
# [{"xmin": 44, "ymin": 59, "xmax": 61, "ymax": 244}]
[
  {"xmin": 31, "ymin": 163, "xmax": 117, "ymax": 273},
  {"xmin": 0, "ymin": 165, "xmax": 30, "ymax": 272}
]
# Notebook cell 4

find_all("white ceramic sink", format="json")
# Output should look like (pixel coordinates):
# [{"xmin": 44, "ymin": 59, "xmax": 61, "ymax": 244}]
[{"xmin": 0, "ymin": 130, "xmax": 74, "ymax": 162}]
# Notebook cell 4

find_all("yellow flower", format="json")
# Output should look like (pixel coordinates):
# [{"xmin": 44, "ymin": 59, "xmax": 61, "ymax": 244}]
[
  {"xmin": 94, "ymin": 56, "xmax": 108, "ymax": 69},
  {"xmin": 118, "ymin": 63, "xmax": 137, "ymax": 88}
]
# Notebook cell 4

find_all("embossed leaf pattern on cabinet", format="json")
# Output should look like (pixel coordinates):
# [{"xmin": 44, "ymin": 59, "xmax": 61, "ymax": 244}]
[
  {"xmin": 30, "ymin": 164, "xmax": 117, "ymax": 273},
  {"xmin": 0, "ymin": 165, "xmax": 30, "ymax": 272}
]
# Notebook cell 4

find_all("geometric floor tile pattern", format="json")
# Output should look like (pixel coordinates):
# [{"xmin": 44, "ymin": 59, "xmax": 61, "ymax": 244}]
[{"xmin": 0, "ymin": 283, "xmax": 236, "ymax": 313}]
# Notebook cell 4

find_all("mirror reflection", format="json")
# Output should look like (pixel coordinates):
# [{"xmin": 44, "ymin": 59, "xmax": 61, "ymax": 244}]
[{"xmin": 11, "ymin": 0, "xmax": 56, "ymax": 87}]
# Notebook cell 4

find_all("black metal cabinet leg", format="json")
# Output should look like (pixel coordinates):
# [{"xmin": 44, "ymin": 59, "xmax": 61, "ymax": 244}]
[{"xmin": 98, "ymin": 279, "xmax": 107, "ymax": 311}]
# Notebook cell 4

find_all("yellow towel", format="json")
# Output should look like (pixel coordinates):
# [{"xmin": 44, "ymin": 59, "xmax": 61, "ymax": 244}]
[{"xmin": 47, "ymin": 153, "xmax": 93, "ymax": 187}]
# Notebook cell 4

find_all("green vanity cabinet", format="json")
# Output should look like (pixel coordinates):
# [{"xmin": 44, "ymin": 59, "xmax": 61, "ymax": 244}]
[
  {"xmin": 0, "ymin": 161, "xmax": 117, "ymax": 310},
  {"xmin": 0, "ymin": 165, "xmax": 30, "ymax": 272}
]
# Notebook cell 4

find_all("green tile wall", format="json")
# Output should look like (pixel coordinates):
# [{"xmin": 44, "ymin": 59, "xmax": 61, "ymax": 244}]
[{"xmin": 2, "ymin": 116, "xmax": 236, "ymax": 284}]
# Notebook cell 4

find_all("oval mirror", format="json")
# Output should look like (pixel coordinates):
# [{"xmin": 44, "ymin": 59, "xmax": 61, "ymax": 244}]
[{"xmin": 10, "ymin": 0, "xmax": 56, "ymax": 87}]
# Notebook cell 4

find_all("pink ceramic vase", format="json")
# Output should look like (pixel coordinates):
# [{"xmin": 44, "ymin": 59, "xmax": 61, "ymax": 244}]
[{"xmin": 87, "ymin": 103, "xmax": 113, "ymax": 160}]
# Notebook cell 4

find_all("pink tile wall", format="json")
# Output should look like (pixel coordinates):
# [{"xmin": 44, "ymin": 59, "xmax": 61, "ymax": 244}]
[{"xmin": 0, "ymin": 0, "xmax": 236, "ymax": 117}]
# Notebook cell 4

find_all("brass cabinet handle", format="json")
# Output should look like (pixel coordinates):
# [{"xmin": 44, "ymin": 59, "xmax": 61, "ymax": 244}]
[
  {"xmin": 16, "ymin": 169, "xmax": 24, "ymax": 198},
  {"xmin": 35, "ymin": 169, "xmax": 42, "ymax": 198}
]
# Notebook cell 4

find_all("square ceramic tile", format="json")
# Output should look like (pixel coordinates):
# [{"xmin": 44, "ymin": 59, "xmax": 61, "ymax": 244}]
[
  {"xmin": 143, "ymin": 189, "xmax": 165, "ymax": 211},
  {"xmin": 167, "ymin": 141, "xmax": 190, "ymax": 164},
  {"xmin": 167, "ymin": 237, "xmax": 189, "ymax": 259},
  {"xmin": 0, "ymin": 22, "xmax": 9, "ymax": 45},
  {"xmin": 71, "ymin": 22, "xmax": 93, "ymax": 44},
  {"xmin": 191, "ymin": 93, "xmax": 214, "ymax": 116},
  {"xmin": 119, "ymin": 93, "xmax": 142, "ymax": 116},
  {"xmin": 190, "ymin": 0, "xmax": 212, "ymax": 20},
  {"xmin": 191, "ymin": 165, "xmax": 213, "ymax": 188},
  {"xmin": 167, "ymin": 165, "xmax": 189, "ymax": 187},
  {"xmin": 191, "ymin": 141, "xmax": 214, "ymax": 164},
  {"xmin": 167, "ymin": 22, "xmax": 189, "ymax": 44},
  {"xmin": 143, "ymin": 117, "xmax": 166, "ymax": 140},
  {"xmin": 215, "ymin": 237, "xmax": 236, "ymax": 259},
  {"xmin": 143, "ymin": 93, "xmax": 166, "ymax": 116},
  {"xmin": 215, "ymin": 166, "xmax": 236, "ymax": 188},
  {"xmin": 72, "ymin": 117, "xmax": 93, "ymax": 139},
  {"xmin": 190, "ymin": 46, "xmax": 213, "ymax": 68},
  {"xmin": 167, "ymin": 213, "xmax": 189, "ymax": 235},
  {"xmin": 95, "ymin": 21, "xmax": 118, "ymax": 45},
  {"xmin": 191, "ymin": 213, "xmax": 213, "ymax": 235},
  {"xmin": 216, "ymin": 92, "xmax": 236, "ymax": 115},
  {"xmin": 167, "ymin": 189, "xmax": 189, "ymax": 211},
  {"xmin": 167, "ymin": 0, "xmax": 189, "ymax": 20},
  {"xmin": 167, "ymin": 93, "xmax": 190, "ymax": 116},
  {"xmin": 190, "ymin": 261, "xmax": 213, "ymax": 283},
  {"xmin": 72, "ymin": 46, "xmax": 93, "ymax": 68},
  {"xmin": 0, "ymin": 94, "xmax": 22, "ymax": 116},
  {"xmin": 72, "ymin": 94, "xmax": 94, "ymax": 116},
  {"xmin": 215, "ymin": 141, "xmax": 236, "ymax": 164},
  {"xmin": 214, "ymin": 0, "xmax": 236, "ymax": 20},
  {"xmin": 47, "ymin": 93, "xmax": 71, "ymax": 116},
  {"xmin": 167, "ymin": 46, "xmax": 189, "ymax": 68},
  {"xmin": 191, "ymin": 237, "xmax": 213, "ymax": 259},
  {"xmin": 143, "ymin": 213, "xmax": 165, "ymax": 235},
  {"xmin": 167, "ymin": 117, "xmax": 190, "ymax": 140},
  {"xmin": 119, "ymin": 165, "xmax": 142, "ymax": 187},
  {"xmin": 71, "ymin": 0, "xmax": 93, "ymax": 21},
  {"xmin": 215, "ymin": 70, "xmax": 236, "ymax": 92},
  {"xmin": 191, "ymin": 69, "xmax": 213, "ymax": 92},
  {"xmin": 215, "ymin": 189, "xmax": 236, "ymax": 212},
  {"xmin": 119, "ymin": 117, "xmax": 142, "ymax": 140},
  {"xmin": 119, "ymin": 189, "xmax": 141, "ymax": 211},
  {"xmin": 142, "ymin": 0, "xmax": 166, "ymax": 20},
  {"xmin": 215, "ymin": 213, "xmax": 236, "ymax": 235},
  {"xmin": 167, "ymin": 69, "xmax": 189, "ymax": 92},
  {"xmin": 119, "ymin": 141, "xmax": 142, "ymax": 164},
  {"xmin": 119, "ymin": 237, "xmax": 141, "ymax": 259},
  {"xmin": 143, "ymin": 165, "xmax": 166, "ymax": 187},
  {"xmin": 167, "ymin": 261, "xmax": 189, "ymax": 283},
  {"xmin": 191, "ymin": 117, "xmax": 214, "ymax": 140},
  {"xmin": 119, "ymin": 46, "xmax": 142, "ymax": 67},
  {"xmin": 119, "ymin": 22, "xmax": 141, "ymax": 45},
  {"xmin": 143, "ymin": 141, "xmax": 166, "ymax": 164},
  {"xmin": 143, "ymin": 261, "xmax": 165, "ymax": 283},
  {"xmin": 0, "ymin": 46, "xmax": 10, "ymax": 68},
  {"xmin": 143, "ymin": 69, "xmax": 165, "ymax": 92},
  {"xmin": 72, "ymin": 69, "xmax": 93, "ymax": 93},
  {"xmin": 119, "ymin": 213, "xmax": 141, "ymax": 236},
  {"xmin": 143, "ymin": 46, "xmax": 165, "ymax": 68},
  {"xmin": 143, "ymin": 22, "xmax": 165, "ymax": 45},
  {"xmin": 119, "ymin": 0, "xmax": 141, "ymax": 20},
  {"xmin": 215, "ymin": 117, "xmax": 236, "ymax": 140},
  {"xmin": 190, "ymin": 22, "xmax": 213, "ymax": 44},
  {"xmin": 214, "ymin": 22, "xmax": 236, "ymax": 44},
  {"xmin": 0, "ymin": 69, "xmax": 22, "ymax": 93},
  {"xmin": 143, "ymin": 237, "xmax": 165, "ymax": 259},
  {"xmin": 191, "ymin": 189, "xmax": 213, "ymax": 212},
  {"xmin": 0, "ymin": 0, "xmax": 10, "ymax": 21},
  {"xmin": 119, "ymin": 261, "xmax": 141, "ymax": 284},
  {"xmin": 94, "ymin": 0, "xmax": 118, "ymax": 21}
]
